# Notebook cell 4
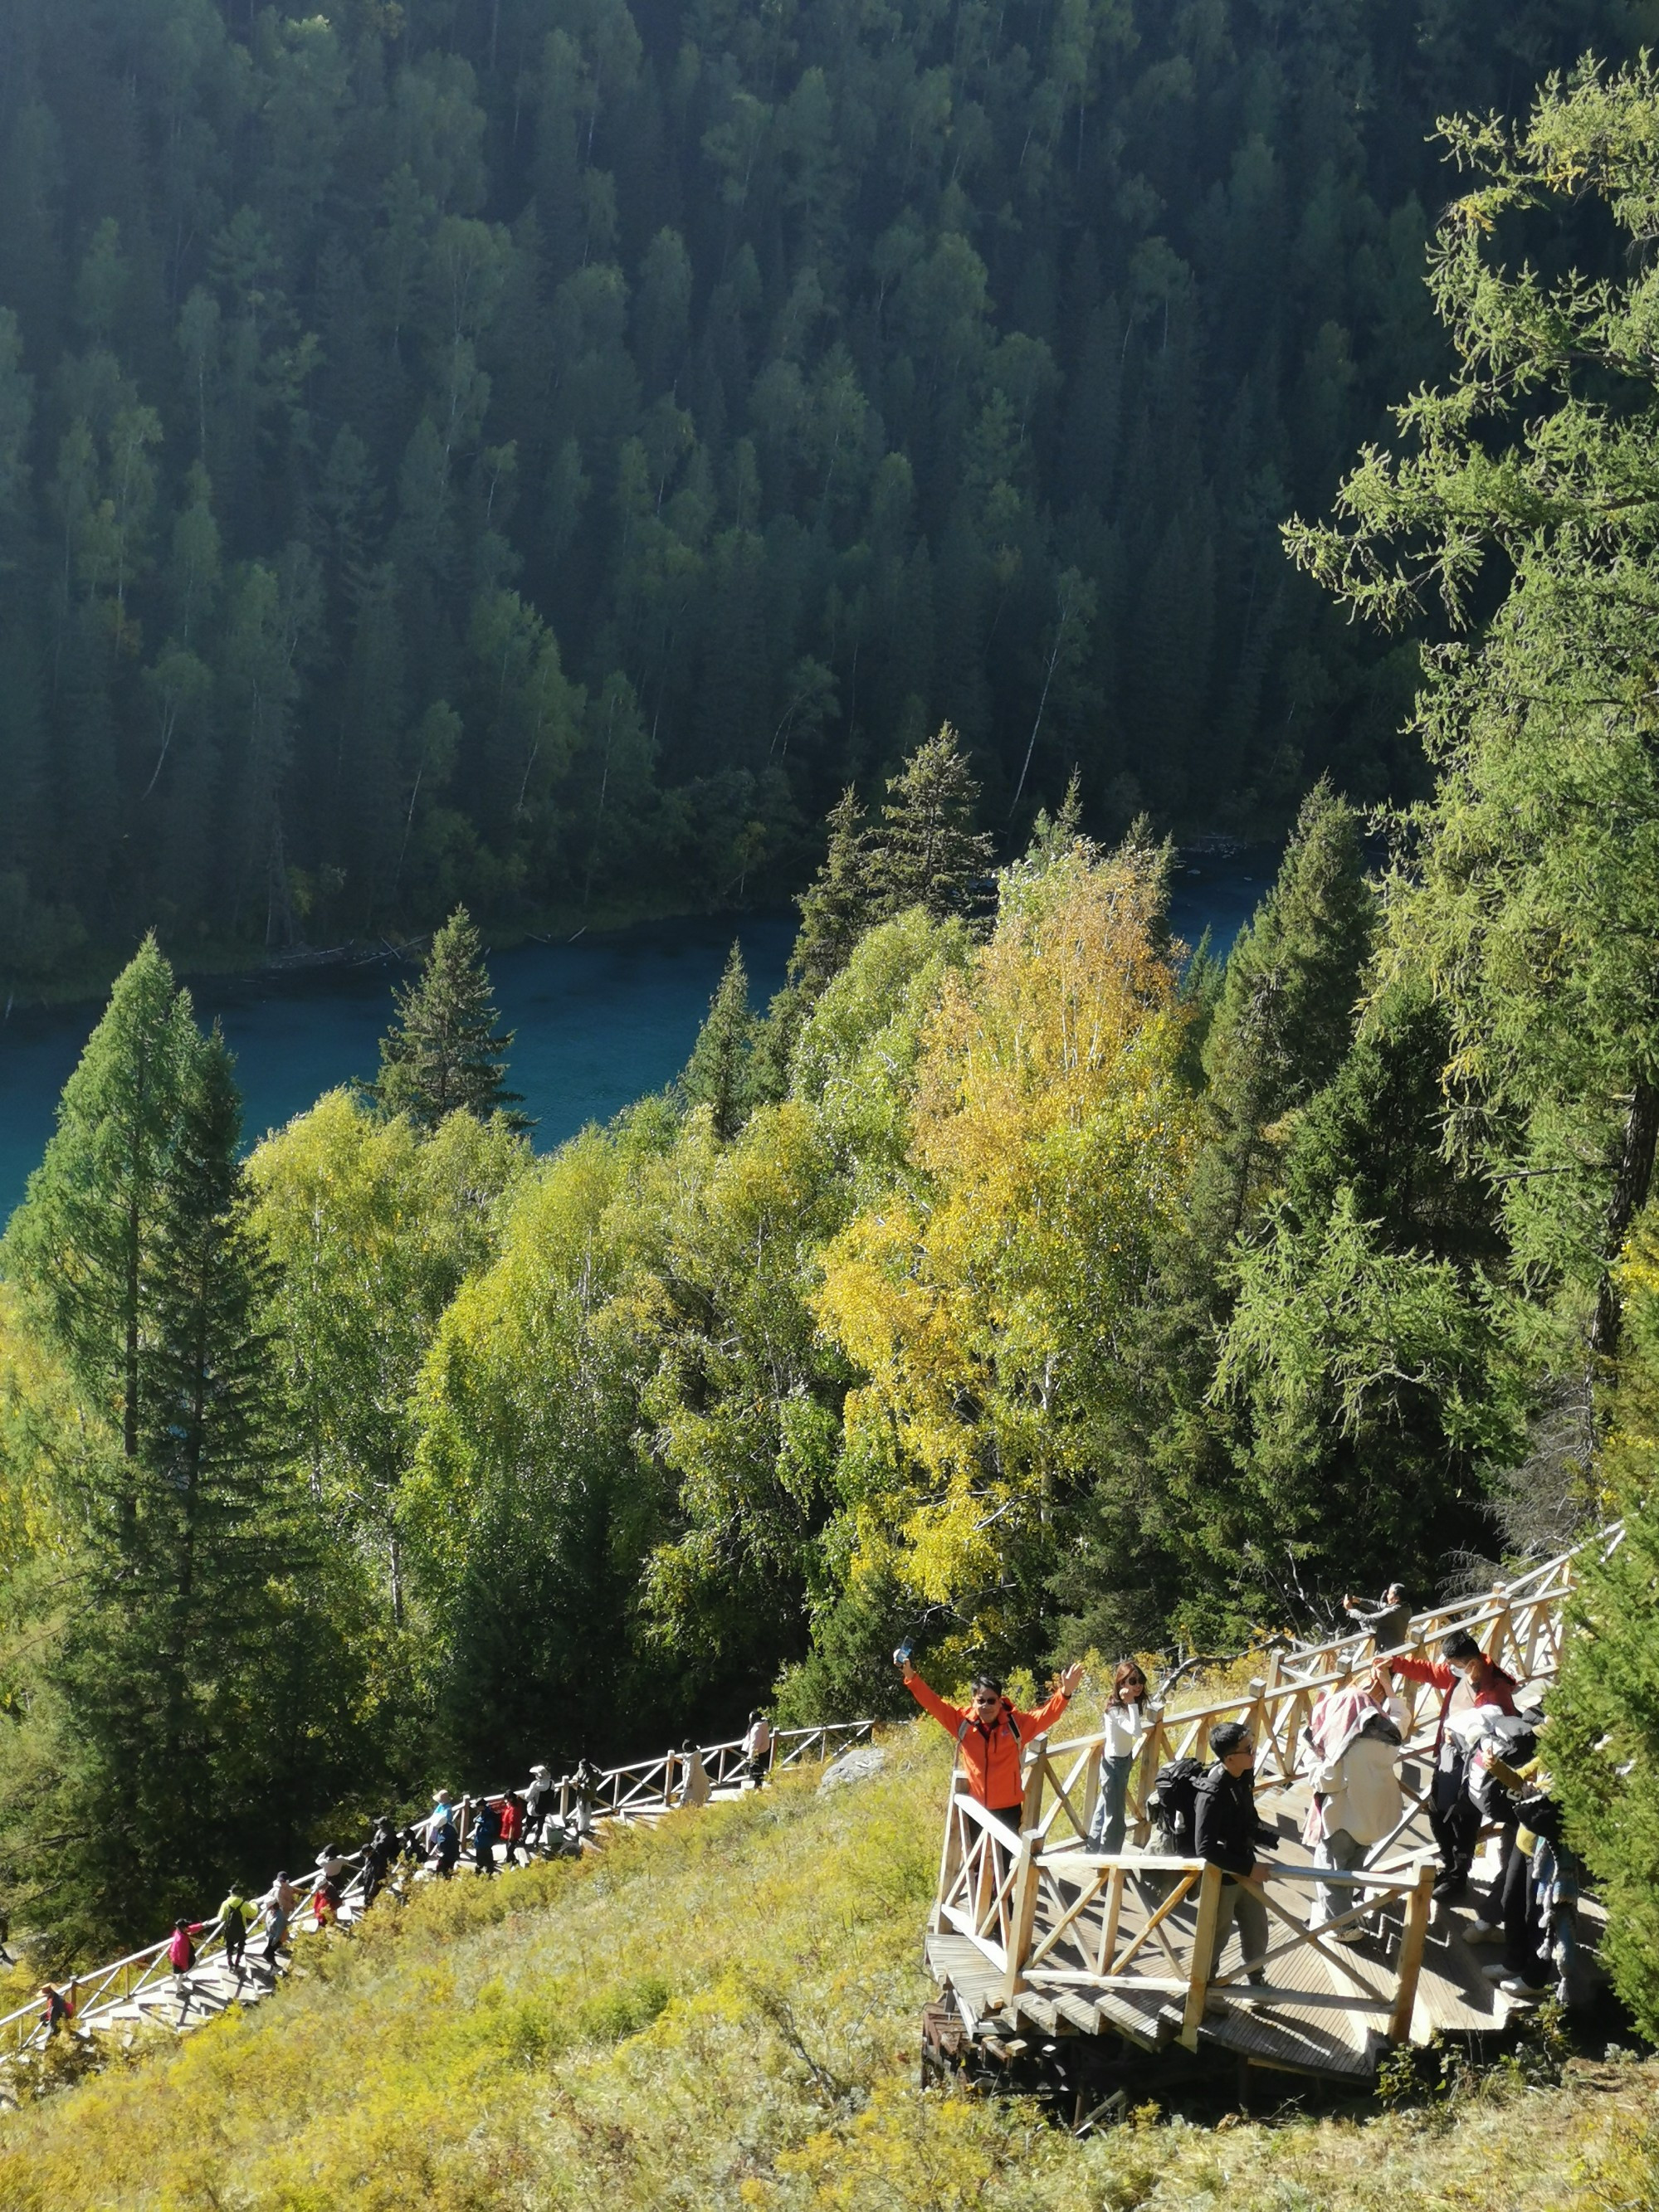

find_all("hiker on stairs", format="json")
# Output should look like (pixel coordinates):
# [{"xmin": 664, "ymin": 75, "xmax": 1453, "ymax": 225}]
[
  {"xmin": 1299, "ymin": 1675, "xmax": 1403, "ymax": 1941},
  {"xmin": 676, "ymin": 1742, "xmax": 713, "ymax": 1809},
  {"xmin": 740, "ymin": 1711, "xmax": 773, "ymax": 1789},
  {"xmin": 259, "ymin": 1873, "xmax": 296, "ymax": 1966},
  {"xmin": 1195, "ymin": 1722, "xmax": 1275, "ymax": 1994},
  {"xmin": 524, "ymin": 1764, "xmax": 557, "ymax": 1845},
  {"xmin": 428, "ymin": 1792, "xmax": 461, "ymax": 1878},
  {"xmin": 217, "ymin": 1888, "xmax": 251, "ymax": 1975},
  {"xmin": 471, "ymin": 1795, "xmax": 501, "ymax": 1875},
  {"xmin": 1382, "ymin": 1631, "xmax": 1517, "ymax": 1901},
  {"xmin": 896, "ymin": 1656, "xmax": 1084, "ymax": 1829}
]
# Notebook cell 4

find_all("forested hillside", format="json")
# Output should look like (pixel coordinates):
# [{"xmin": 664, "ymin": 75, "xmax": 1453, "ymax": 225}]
[{"xmin": 2, "ymin": 0, "xmax": 1653, "ymax": 984}]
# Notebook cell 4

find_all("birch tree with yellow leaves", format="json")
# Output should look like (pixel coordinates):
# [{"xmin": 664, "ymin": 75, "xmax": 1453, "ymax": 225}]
[{"xmin": 813, "ymin": 831, "xmax": 1198, "ymax": 1659}]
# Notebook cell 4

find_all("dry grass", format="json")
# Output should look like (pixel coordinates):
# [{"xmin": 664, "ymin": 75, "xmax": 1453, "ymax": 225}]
[{"xmin": 0, "ymin": 1720, "xmax": 1652, "ymax": 2211}]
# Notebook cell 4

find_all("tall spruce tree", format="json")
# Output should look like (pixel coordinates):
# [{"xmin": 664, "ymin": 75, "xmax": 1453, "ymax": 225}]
[
  {"xmin": 1191, "ymin": 778, "xmax": 1377, "ymax": 1255},
  {"xmin": 0, "ymin": 957, "xmax": 320, "ymax": 1941},
  {"xmin": 789, "ymin": 787, "xmax": 874, "ymax": 1000},
  {"xmin": 3, "ymin": 938, "xmax": 198, "ymax": 1491},
  {"xmin": 868, "ymin": 726, "xmax": 995, "ymax": 922},
  {"xmin": 681, "ymin": 942, "xmax": 756, "ymax": 1143},
  {"xmin": 374, "ymin": 909, "xmax": 529, "ymax": 1132}
]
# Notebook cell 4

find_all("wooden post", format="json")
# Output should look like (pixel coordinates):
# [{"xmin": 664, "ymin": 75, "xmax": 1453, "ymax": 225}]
[
  {"xmin": 1081, "ymin": 1742, "xmax": 1101, "ymax": 1844},
  {"xmin": 1100, "ymin": 1863, "xmax": 1125, "ymax": 1974},
  {"xmin": 931, "ymin": 1779, "xmax": 969, "ymax": 1935},
  {"xmin": 1020, "ymin": 1738, "xmax": 1049, "ymax": 1835},
  {"xmin": 1388, "ymin": 1864, "xmax": 1437, "ymax": 2044},
  {"xmin": 1180, "ymin": 1864, "xmax": 1223, "ymax": 2051},
  {"xmin": 1002, "ymin": 1829, "xmax": 1043, "ymax": 2002}
]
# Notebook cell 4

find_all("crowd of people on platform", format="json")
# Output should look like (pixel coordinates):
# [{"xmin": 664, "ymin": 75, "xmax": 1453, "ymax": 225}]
[{"xmin": 896, "ymin": 1584, "xmax": 1584, "ymax": 2011}]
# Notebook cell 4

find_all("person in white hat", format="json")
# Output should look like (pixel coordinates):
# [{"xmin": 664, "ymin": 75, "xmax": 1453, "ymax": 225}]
[{"xmin": 525, "ymin": 1763, "xmax": 557, "ymax": 1848}]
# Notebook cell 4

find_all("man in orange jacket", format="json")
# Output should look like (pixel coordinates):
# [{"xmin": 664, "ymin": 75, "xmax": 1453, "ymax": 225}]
[{"xmin": 898, "ymin": 1655, "xmax": 1085, "ymax": 1827}]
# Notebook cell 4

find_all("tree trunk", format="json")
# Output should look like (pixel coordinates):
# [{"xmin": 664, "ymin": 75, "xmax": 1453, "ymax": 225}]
[{"xmin": 1589, "ymin": 1077, "xmax": 1659, "ymax": 1357}]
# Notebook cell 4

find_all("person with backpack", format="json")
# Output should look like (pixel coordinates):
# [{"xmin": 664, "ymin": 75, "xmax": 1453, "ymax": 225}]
[
  {"xmin": 1380, "ymin": 1631, "xmax": 1517, "ymax": 1899},
  {"xmin": 740, "ymin": 1711, "xmax": 773, "ymax": 1789},
  {"xmin": 1299, "ymin": 1676, "xmax": 1403, "ymax": 1940},
  {"xmin": 1087, "ymin": 1660, "xmax": 1149, "ymax": 1854},
  {"xmin": 1193, "ymin": 1722, "xmax": 1273, "ymax": 1991},
  {"xmin": 896, "ymin": 1654, "xmax": 1085, "ymax": 1828},
  {"xmin": 38, "ymin": 1981, "xmax": 77, "ymax": 2036},
  {"xmin": 363, "ymin": 1818, "xmax": 398, "ymax": 1904},
  {"xmin": 217, "ymin": 1888, "xmax": 251, "ymax": 1974},
  {"xmin": 471, "ymin": 1795, "xmax": 501, "ymax": 1875}
]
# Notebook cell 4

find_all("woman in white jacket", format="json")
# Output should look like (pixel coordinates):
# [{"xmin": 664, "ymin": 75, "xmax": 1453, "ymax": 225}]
[{"xmin": 1087, "ymin": 1660, "xmax": 1149, "ymax": 1854}]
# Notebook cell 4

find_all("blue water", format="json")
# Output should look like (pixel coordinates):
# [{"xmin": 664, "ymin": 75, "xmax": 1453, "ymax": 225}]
[{"xmin": 0, "ymin": 850, "xmax": 1271, "ymax": 1223}]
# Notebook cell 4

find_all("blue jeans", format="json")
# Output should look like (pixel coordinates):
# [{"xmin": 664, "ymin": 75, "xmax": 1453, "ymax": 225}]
[{"xmin": 1088, "ymin": 1755, "xmax": 1134, "ymax": 1854}]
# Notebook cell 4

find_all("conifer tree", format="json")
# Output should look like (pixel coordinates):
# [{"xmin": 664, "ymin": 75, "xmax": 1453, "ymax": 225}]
[
  {"xmin": 374, "ymin": 908, "xmax": 529, "ymax": 1132},
  {"xmin": 3, "ymin": 938, "xmax": 198, "ymax": 1492},
  {"xmin": 788, "ymin": 787, "xmax": 873, "ymax": 1000},
  {"xmin": 1550, "ymin": 1202, "xmax": 1659, "ymax": 2040},
  {"xmin": 868, "ymin": 725, "xmax": 995, "ymax": 922},
  {"xmin": 1190, "ymin": 777, "xmax": 1376, "ymax": 1254},
  {"xmin": 682, "ymin": 941, "xmax": 755, "ymax": 1142}
]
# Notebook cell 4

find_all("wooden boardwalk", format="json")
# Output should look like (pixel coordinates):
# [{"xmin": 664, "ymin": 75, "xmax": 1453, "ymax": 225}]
[
  {"xmin": 923, "ymin": 1536, "xmax": 1614, "ymax": 2089},
  {"xmin": 0, "ymin": 1719, "xmax": 876, "ymax": 2102}
]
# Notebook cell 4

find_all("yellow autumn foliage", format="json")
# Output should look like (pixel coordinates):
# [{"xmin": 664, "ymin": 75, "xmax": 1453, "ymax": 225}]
[{"xmin": 813, "ymin": 838, "xmax": 1198, "ymax": 1618}]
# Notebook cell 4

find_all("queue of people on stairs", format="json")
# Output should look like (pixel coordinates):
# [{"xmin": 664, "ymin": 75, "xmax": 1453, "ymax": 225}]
[
  {"xmin": 25, "ymin": 1731, "xmax": 790, "ymax": 2049},
  {"xmin": 895, "ymin": 1591, "xmax": 1585, "ymax": 2013}
]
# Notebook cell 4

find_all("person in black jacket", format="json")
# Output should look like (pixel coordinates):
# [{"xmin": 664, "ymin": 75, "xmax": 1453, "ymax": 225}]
[{"xmin": 1194, "ymin": 1721, "xmax": 1271, "ymax": 1987}]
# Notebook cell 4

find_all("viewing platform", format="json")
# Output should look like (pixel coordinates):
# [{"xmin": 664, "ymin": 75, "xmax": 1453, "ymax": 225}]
[{"xmin": 922, "ymin": 1541, "xmax": 1610, "ymax": 2107}]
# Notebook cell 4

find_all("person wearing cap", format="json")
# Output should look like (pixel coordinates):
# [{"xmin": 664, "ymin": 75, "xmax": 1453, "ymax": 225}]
[
  {"xmin": 525, "ymin": 1763, "xmax": 557, "ymax": 1846},
  {"xmin": 260, "ymin": 1872, "xmax": 296, "ymax": 1966}
]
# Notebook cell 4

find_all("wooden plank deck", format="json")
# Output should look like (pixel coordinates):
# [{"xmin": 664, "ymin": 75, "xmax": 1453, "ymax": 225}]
[{"xmin": 925, "ymin": 1658, "xmax": 1586, "ymax": 2088}]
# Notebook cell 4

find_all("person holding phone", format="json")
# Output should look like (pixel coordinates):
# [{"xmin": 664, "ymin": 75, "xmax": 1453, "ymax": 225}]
[{"xmin": 1088, "ymin": 1659, "xmax": 1149, "ymax": 1854}]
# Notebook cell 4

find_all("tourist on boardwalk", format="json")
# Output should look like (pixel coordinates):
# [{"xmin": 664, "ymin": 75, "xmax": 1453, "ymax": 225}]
[
  {"xmin": 471, "ymin": 1794, "xmax": 501, "ymax": 1875},
  {"xmin": 168, "ymin": 1918, "xmax": 208, "ymax": 2002},
  {"xmin": 429, "ymin": 1791, "xmax": 461, "ymax": 1878},
  {"xmin": 1381, "ymin": 1631, "xmax": 1516, "ymax": 1899},
  {"xmin": 363, "ymin": 1818, "xmax": 398, "ymax": 1903},
  {"xmin": 1341, "ymin": 1583, "xmax": 1412, "ymax": 1654},
  {"xmin": 741, "ymin": 1711, "xmax": 773, "ymax": 1789},
  {"xmin": 38, "ymin": 1981, "xmax": 77, "ymax": 2035},
  {"xmin": 676, "ymin": 1742, "xmax": 713, "ymax": 1809},
  {"xmin": 1470, "ymin": 1729, "xmax": 1568, "ymax": 2000},
  {"xmin": 1087, "ymin": 1660, "xmax": 1149, "ymax": 1855},
  {"xmin": 260, "ymin": 1873, "xmax": 296, "ymax": 1965},
  {"xmin": 499, "ymin": 1791, "xmax": 525, "ymax": 1865},
  {"xmin": 1195, "ymin": 1722, "xmax": 1272, "ymax": 1989},
  {"xmin": 896, "ymin": 1654, "xmax": 1085, "ymax": 1829},
  {"xmin": 525, "ymin": 1763, "xmax": 557, "ymax": 1844},
  {"xmin": 570, "ymin": 1757, "xmax": 601, "ymax": 1839},
  {"xmin": 217, "ymin": 1888, "xmax": 251, "ymax": 1974},
  {"xmin": 1299, "ymin": 1674, "xmax": 1403, "ymax": 1939}
]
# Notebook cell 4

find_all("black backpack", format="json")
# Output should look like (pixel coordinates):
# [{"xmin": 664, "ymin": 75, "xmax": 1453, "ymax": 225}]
[{"xmin": 1147, "ymin": 1756, "xmax": 1207, "ymax": 1850}]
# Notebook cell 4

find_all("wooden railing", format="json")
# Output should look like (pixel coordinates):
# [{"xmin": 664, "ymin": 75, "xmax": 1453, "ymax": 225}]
[
  {"xmin": 0, "ymin": 1717, "xmax": 876, "ymax": 2069},
  {"xmin": 930, "ymin": 1525, "xmax": 1616, "ymax": 2055}
]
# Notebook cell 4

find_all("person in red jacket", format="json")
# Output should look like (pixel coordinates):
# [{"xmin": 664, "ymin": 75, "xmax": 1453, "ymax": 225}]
[
  {"xmin": 897, "ymin": 1655, "xmax": 1085, "ymax": 1827},
  {"xmin": 1378, "ymin": 1629, "xmax": 1517, "ymax": 1899}
]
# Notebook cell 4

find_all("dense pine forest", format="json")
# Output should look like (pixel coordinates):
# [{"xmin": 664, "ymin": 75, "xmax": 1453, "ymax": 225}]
[{"xmin": 2, "ymin": 0, "xmax": 1657, "ymax": 984}]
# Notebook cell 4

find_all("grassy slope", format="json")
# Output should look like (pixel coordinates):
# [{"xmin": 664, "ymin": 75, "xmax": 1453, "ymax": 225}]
[{"xmin": 1, "ymin": 1722, "xmax": 1655, "ymax": 2212}]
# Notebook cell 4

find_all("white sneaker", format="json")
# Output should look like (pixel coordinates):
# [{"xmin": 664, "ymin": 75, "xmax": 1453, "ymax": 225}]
[
  {"xmin": 1500, "ymin": 1976, "xmax": 1549, "ymax": 2000},
  {"xmin": 1481, "ymin": 1962, "xmax": 1509, "ymax": 1983}
]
